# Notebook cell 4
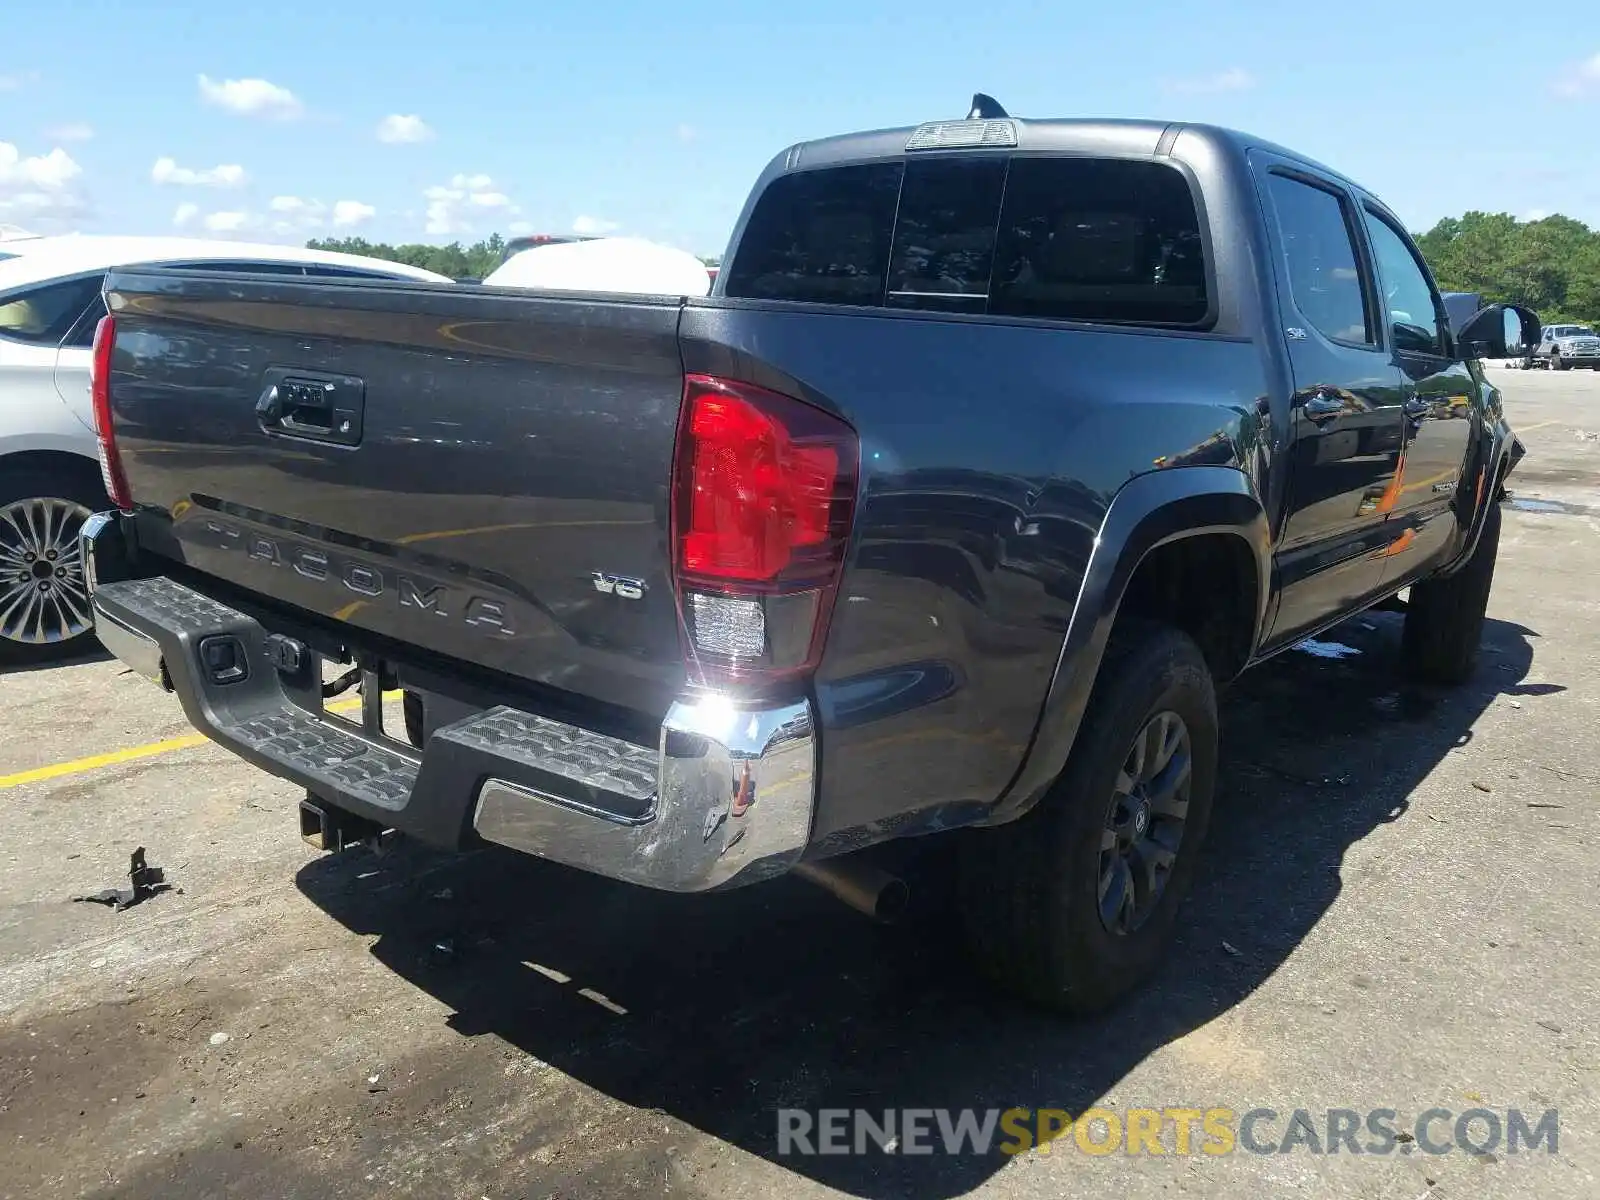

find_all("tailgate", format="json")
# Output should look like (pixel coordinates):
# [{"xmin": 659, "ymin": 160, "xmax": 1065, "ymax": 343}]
[{"xmin": 105, "ymin": 270, "xmax": 688, "ymax": 716}]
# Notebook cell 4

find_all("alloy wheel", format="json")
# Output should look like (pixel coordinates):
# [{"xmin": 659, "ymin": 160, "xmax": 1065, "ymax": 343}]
[
  {"xmin": 1098, "ymin": 709, "xmax": 1192, "ymax": 935},
  {"xmin": 0, "ymin": 496, "xmax": 94, "ymax": 647}
]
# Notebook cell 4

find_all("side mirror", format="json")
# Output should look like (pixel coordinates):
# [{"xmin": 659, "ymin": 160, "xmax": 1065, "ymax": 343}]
[{"xmin": 1457, "ymin": 303, "xmax": 1541, "ymax": 359}]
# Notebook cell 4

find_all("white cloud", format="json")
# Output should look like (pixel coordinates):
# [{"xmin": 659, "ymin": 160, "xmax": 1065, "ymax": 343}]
[
  {"xmin": 0, "ymin": 71, "xmax": 40, "ymax": 92},
  {"xmin": 572, "ymin": 215, "xmax": 620, "ymax": 236},
  {"xmin": 377, "ymin": 114, "xmax": 433, "ymax": 144},
  {"xmin": 151, "ymin": 156, "xmax": 246, "ymax": 187},
  {"xmin": 1523, "ymin": 208, "xmax": 1551, "ymax": 222},
  {"xmin": 46, "ymin": 123, "xmax": 94, "ymax": 142},
  {"xmin": 508, "ymin": 221, "xmax": 535, "ymax": 236},
  {"xmin": 1553, "ymin": 52, "xmax": 1600, "ymax": 97},
  {"xmin": 0, "ymin": 141, "xmax": 87, "ymax": 225},
  {"xmin": 203, "ymin": 210, "xmax": 251, "ymax": 233},
  {"xmin": 332, "ymin": 199, "xmax": 376, "ymax": 227},
  {"xmin": 677, "ymin": 123, "xmax": 697, "ymax": 143},
  {"xmin": 167, "ymin": 193, "xmax": 372, "ymax": 241},
  {"xmin": 423, "ymin": 173, "xmax": 520, "ymax": 235},
  {"xmin": 267, "ymin": 195, "xmax": 327, "ymax": 234},
  {"xmin": 1163, "ymin": 67, "xmax": 1254, "ymax": 94},
  {"xmin": 198, "ymin": 74, "xmax": 303, "ymax": 119}
]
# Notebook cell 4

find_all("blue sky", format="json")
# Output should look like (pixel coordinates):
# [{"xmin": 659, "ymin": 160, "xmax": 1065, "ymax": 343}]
[{"xmin": 2, "ymin": 1, "xmax": 1598, "ymax": 256}]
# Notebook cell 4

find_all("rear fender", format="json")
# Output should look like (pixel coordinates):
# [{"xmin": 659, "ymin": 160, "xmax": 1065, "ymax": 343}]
[{"xmin": 986, "ymin": 466, "xmax": 1270, "ymax": 824}]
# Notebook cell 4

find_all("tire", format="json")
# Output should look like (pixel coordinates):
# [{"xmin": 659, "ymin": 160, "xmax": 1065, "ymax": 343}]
[
  {"xmin": 957, "ymin": 621, "xmax": 1219, "ymax": 1013},
  {"xmin": 402, "ymin": 689, "xmax": 425, "ymax": 748},
  {"xmin": 1402, "ymin": 501, "xmax": 1500, "ymax": 685},
  {"xmin": 0, "ymin": 463, "xmax": 109, "ymax": 667}
]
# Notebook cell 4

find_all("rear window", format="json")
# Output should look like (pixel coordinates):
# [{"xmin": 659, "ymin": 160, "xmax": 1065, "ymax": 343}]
[
  {"xmin": 725, "ymin": 155, "xmax": 1209, "ymax": 327},
  {"xmin": 723, "ymin": 163, "xmax": 902, "ymax": 306}
]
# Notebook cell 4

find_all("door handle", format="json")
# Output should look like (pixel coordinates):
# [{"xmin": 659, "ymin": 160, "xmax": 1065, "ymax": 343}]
[
  {"xmin": 1303, "ymin": 392, "xmax": 1345, "ymax": 421},
  {"xmin": 256, "ymin": 370, "xmax": 365, "ymax": 447}
]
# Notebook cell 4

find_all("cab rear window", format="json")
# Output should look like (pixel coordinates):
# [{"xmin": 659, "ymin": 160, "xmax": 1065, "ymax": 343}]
[{"xmin": 724, "ymin": 155, "xmax": 1209, "ymax": 327}]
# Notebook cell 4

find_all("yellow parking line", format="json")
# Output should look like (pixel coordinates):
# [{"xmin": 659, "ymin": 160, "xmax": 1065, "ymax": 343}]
[
  {"xmin": 0, "ymin": 690, "xmax": 403, "ymax": 790},
  {"xmin": 1516, "ymin": 420, "xmax": 1558, "ymax": 433}
]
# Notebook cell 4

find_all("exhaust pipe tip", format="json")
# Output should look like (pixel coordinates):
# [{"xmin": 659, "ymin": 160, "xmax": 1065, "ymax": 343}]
[
  {"xmin": 872, "ymin": 876, "xmax": 911, "ymax": 924},
  {"xmin": 794, "ymin": 858, "xmax": 909, "ymax": 924}
]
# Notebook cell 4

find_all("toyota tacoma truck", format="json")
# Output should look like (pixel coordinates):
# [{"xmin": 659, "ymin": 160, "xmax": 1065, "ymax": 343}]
[{"xmin": 81, "ymin": 97, "xmax": 1532, "ymax": 1013}]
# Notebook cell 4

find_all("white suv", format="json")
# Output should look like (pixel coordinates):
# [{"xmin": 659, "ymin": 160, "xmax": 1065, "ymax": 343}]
[{"xmin": 0, "ymin": 236, "xmax": 449, "ymax": 665}]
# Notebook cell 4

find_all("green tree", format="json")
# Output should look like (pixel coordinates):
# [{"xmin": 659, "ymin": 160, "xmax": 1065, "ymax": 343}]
[{"xmin": 1413, "ymin": 211, "xmax": 1600, "ymax": 327}]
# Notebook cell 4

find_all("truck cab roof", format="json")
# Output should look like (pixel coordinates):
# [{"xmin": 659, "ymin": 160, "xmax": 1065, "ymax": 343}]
[{"xmin": 772, "ymin": 115, "xmax": 1367, "ymax": 198}]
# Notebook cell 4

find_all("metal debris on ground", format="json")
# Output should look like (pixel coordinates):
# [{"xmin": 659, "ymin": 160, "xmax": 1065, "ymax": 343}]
[{"xmin": 71, "ymin": 848, "xmax": 174, "ymax": 912}]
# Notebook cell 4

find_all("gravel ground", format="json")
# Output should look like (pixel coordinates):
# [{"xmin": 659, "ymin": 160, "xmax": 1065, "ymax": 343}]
[{"xmin": 0, "ymin": 370, "xmax": 1596, "ymax": 1200}]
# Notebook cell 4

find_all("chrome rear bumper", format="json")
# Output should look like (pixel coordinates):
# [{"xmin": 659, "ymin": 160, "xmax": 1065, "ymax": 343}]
[
  {"xmin": 473, "ymin": 696, "xmax": 816, "ymax": 890},
  {"xmin": 81, "ymin": 512, "xmax": 817, "ymax": 892}
]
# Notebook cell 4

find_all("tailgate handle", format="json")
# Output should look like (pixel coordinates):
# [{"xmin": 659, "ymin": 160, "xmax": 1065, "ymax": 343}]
[{"xmin": 257, "ymin": 369, "xmax": 365, "ymax": 447}]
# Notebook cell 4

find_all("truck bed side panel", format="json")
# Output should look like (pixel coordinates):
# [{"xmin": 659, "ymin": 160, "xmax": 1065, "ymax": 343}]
[{"xmin": 681, "ymin": 302, "xmax": 1269, "ymax": 846}]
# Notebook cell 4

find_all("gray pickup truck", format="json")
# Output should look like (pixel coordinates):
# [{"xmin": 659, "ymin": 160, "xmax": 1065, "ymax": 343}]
[
  {"xmin": 82, "ymin": 97, "xmax": 1532, "ymax": 1013},
  {"xmin": 1535, "ymin": 322, "xmax": 1600, "ymax": 370}
]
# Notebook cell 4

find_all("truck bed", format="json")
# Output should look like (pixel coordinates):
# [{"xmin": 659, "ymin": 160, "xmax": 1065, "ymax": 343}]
[{"xmin": 103, "ymin": 265, "xmax": 1268, "ymax": 843}]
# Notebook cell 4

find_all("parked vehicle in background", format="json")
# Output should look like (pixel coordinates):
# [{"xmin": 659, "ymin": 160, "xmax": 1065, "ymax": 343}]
[
  {"xmin": 498, "ymin": 233, "xmax": 598, "ymax": 264},
  {"xmin": 1535, "ymin": 322, "xmax": 1600, "ymax": 370},
  {"xmin": 0, "ymin": 225, "xmax": 42, "ymax": 262},
  {"xmin": 0, "ymin": 237, "xmax": 450, "ymax": 665},
  {"xmin": 483, "ymin": 236, "xmax": 711, "ymax": 295},
  {"xmin": 85, "ymin": 99, "xmax": 1533, "ymax": 1013}
]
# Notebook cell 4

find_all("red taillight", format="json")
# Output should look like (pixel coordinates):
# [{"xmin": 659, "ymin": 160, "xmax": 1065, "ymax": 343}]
[
  {"xmin": 90, "ymin": 315, "xmax": 132, "ymax": 511},
  {"xmin": 672, "ymin": 374, "xmax": 858, "ymax": 686}
]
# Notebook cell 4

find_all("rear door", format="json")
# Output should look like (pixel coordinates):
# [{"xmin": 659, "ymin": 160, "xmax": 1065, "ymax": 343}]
[
  {"xmin": 0, "ymin": 272, "xmax": 104, "ymax": 435},
  {"xmin": 1357, "ymin": 204, "xmax": 1476, "ymax": 582},
  {"xmin": 1251, "ymin": 155, "xmax": 1408, "ymax": 645}
]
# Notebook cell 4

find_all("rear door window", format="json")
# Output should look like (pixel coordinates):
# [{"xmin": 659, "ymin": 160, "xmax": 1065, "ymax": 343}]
[
  {"xmin": 0, "ymin": 274, "xmax": 104, "ymax": 346},
  {"xmin": 725, "ymin": 154, "xmax": 1210, "ymax": 327},
  {"xmin": 989, "ymin": 158, "xmax": 1209, "ymax": 325}
]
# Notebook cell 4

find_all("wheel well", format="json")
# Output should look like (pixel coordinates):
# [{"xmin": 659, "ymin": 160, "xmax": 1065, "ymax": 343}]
[
  {"xmin": 0, "ymin": 450, "xmax": 108, "ymax": 503},
  {"xmin": 1117, "ymin": 533, "xmax": 1259, "ymax": 683}
]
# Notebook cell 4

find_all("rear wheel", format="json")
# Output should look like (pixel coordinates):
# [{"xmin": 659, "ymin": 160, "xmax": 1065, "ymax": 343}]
[
  {"xmin": 1402, "ymin": 501, "xmax": 1500, "ymax": 685},
  {"xmin": 957, "ymin": 622, "xmax": 1218, "ymax": 1013},
  {"xmin": 403, "ymin": 690, "xmax": 425, "ymax": 748},
  {"xmin": 0, "ymin": 465, "xmax": 107, "ymax": 666}
]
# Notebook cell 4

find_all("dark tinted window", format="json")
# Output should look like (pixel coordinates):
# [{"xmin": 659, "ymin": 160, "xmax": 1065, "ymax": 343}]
[
  {"xmin": 301, "ymin": 264, "xmax": 398, "ymax": 279},
  {"xmin": 1360, "ymin": 209, "xmax": 1443, "ymax": 356},
  {"xmin": 727, "ymin": 155, "xmax": 1210, "ymax": 327},
  {"xmin": 62, "ymin": 292, "xmax": 109, "ymax": 348},
  {"xmin": 989, "ymin": 158, "xmax": 1208, "ymax": 325},
  {"xmin": 887, "ymin": 156, "xmax": 1007, "ymax": 311},
  {"xmin": 0, "ymin": 274, "xmax": 104, "ymax": 346},
  {"xmin": 177, "ymin": 260, "xmax": 308, "ymax": 274},
  {"xmin": 1265, "ymin": 174, "xmax": 1373, "ymax": 346},
  {"xmin": 725, "ymin": 163, "xmax": 902, "ymax": 305}
]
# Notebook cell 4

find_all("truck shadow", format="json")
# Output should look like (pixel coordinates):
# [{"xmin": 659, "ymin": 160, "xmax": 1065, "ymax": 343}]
[{"xmin": 293, "ymin": 610, "xmax": 1546, "ymax": 1199}]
